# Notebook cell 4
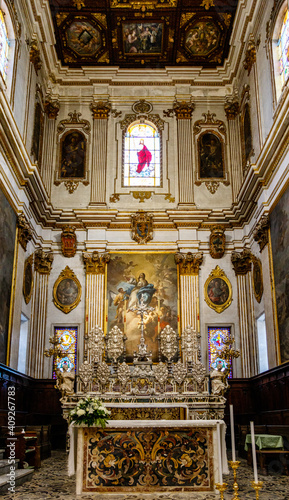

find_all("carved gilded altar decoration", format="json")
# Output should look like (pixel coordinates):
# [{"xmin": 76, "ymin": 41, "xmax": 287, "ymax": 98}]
[
  {"xmin": 252, "ymin": 256, "xmax": 264, "ymax": 303},
  {"xmin": 181, "ymin": 326, "xmax": 200, "ymax": 363},
  {"xmin": 34, "ymin": 249, "xmax": 53, "ymax": 275},
  {"xmin": 243, "ymin": 35, "xmax": 256, "ymax": 75},
  {"xmin": 61, "ymin": 226, "xmax": 77, "ymax": 257},
  {"xmin": 209, "ymin": 226, "xmax": 225, "ymax": 259},
  {"xmin": 83, "ymin": 251, "xmax": 110, "ymax": 275},
  {"xmin": 175, "ymin": 251, "xmax": 203, "ymax": 275},
  {"xmin": 231, "ymin": 248, "xmax": 252, "ymax": 275},
  {"xmin": 106, "ymin": 325, "xmax": 125, "ymax": 363},
  {"xmin": 204, "ymin": 266, "xmax": 232, "ymax": 314},
  {"xmin": 87, "ymin": 326, "xmax": 105, "ymax": 362},
  {"xmin": 17, "ymin": 213, "xmax": 32, "ymax": 251},
  {"xmin": 23, "ymin": 254, "xmax": 33, "ymax": 304},
  {"xmin": 160, "ymin": 325, "xmax": 178, "ymax": 362},
  {"xmin": 253, "ymin": 215, "xmax": 270, "ymax": 252},
  {"xmin": 131, "ymin": 211, "xmax": 153, "ymax": 244},
  {"xmin": 78, "ymin": 361, "xmax": 94, "ymax": 391},
  {"xmin": 53, "ymin": 266, "xmax": 81, "ymax": 314}
]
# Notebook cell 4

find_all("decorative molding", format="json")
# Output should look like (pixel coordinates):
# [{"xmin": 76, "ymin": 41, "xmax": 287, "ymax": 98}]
[
  {"xmin": 201, "ymin": 0, "xmax": 215, "ymax": 9},
  {"xmin": 57, "ymin": 110, "xmax": 91, "ymax": 134},
  {"xmin": 90, "ymin": 100, "xmax": 111, "ymax": 119},
  {"xmin": 132, "ymin": 191, "xmax": 152, "ymax": 202},
  {"xmin": 72, "ymin": 0, "xmax": 85, "ymax": 9},
  {"xmin": 253, "ymin": 215, "xmax": 270, "ymax": 252},
  {"xmin": 132, "ymin": 100, "xmax": 153, "ymax": 114},
  {"xmin": 209, "ymin": 226, "xmax": 225, "ymax": 259},
  {"xmin": 61, "ymin": 226, "xmax": 77, "ymax": 257},
  {"xmin": 34, "ymin": 249, "xmax": 54, "ymax": 275},
  {"xmin": 164, "ymin": 193, "xmax": 175, "ymax": 203},
  {"xmin": 164, "ymin": 100, "xmax": 195, "ymax": 119},
  {"xmin": 180, "ymin": 13, "xmax": 196, "ymax": 28},
  {"xmin": 224, "ymin": 99, "xmax": 240, "ymax": 120},
  {"xmin": 120, "ymin": 112, "xmax": 164, "ymax": 131},
  {"xmin": 175, "ymin": 252, "xmax": 203, "ymax": 275},
  {"xmin": 29, "ymin": 37, "xmax": 41, "ymax": 74},
  {"xmin": 193, "ymin": 111, "xmax": 225, "ymax": 135},
  {"xmin": 109, "ymin": 193, "xmax": 120, "ymax": 203},
  {"xmin": 64, "ymin": 181, "xmax": 79, "ymax": 194},
  {"xmin": 231, "ymin": 248, "xmax": 252, "ymax": 275},
  {"xmin": 205, "ymin": 181, "xmax": 220, "ymax": 194},
  {"xmin": 82, "ymin": 251, "xmax": 110, "ymax": 274},
  {"xmin": 17, "ymin": 213, "xmax": 32, "ymax": 251},
  {"xmin": 44, "ymin": 99, "xmax": 60, "ymax": 119},
  {"xmin": 243, "ymin": 35, "xmax": 256, "ymax": 76},
  {"xmin": 131, "ymin": 211, "xmax": 153, "ymax": 244}
]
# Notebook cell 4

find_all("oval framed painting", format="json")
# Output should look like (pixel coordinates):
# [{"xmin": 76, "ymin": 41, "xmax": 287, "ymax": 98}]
[
  {"xmin": 23, "ymin": 255, "xmax": 33, "ymax": 304},
  {"xmin": 53, "ymin": 266, "xmax": 81, "ymax": 314},
  {"xmin": 204, "ymin": 265, "xmax": 232, "ymax": 314},
  {"xmin": 252, "ymin": 257, "xmax": 263, "ymax": 303}
]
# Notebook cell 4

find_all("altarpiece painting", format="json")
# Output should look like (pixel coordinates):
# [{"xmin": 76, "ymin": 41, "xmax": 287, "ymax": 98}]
[{"xmin": 106, "ymin": 253, "xmax": 178, "ymax": 363}]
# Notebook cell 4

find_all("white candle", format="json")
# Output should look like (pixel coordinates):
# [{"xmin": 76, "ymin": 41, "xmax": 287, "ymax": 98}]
[
  {"xmin": 250, "ymin": 421, "xmax": 258, "ymax": 483},
  {"xmin": 230, "ymin": 405, "xmax": 236, "ymax": 462},
  {"xmin": 216, "ymin": 422, "xmax": 223, "ymax": 484}
]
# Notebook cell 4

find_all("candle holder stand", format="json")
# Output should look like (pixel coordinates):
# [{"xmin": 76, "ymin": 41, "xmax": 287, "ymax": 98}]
[
  {"xmin": 228, "ymin": 460, "xmax": 241, "ymax": 499},
  {"xmin": 251, "ymin": 480, "xmax": 263, "ymax": 500},
  {"xmin": 215, "ymin": 482, "xmax": 228, "ymax": 499}
]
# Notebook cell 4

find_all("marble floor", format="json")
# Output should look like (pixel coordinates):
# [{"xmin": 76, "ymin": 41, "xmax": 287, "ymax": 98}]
[{"xmin": 2, "ymin": 450, "xmax": 289, "ymax": 500}]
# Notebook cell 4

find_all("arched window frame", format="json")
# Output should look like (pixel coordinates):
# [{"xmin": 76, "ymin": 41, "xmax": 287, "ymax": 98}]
[{"xmin": 0, "ymin": 0, "xmax": 20, "ymax": 105}]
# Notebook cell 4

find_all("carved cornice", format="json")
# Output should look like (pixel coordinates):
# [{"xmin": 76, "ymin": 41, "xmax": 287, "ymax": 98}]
[
  {"xmin": 253, "ymin": 215, "xmax": 270, "ymax": 252},
  {"xmin": 90, "ymin": 100, "xmax": 111, "ymax": 119},
  {"xmin": 82, "ymin": 251, "xmax": 110, "ymax": 274},
  {"xmin": 164, "ymin": 100, "xmax": 195, "ymax": 120},
  {"xmin": 193, "ymin": 111, "xmax": 225, "ymax": 134},
  {"xmin": 243, "ymin": 35, "xmax": 256, "ymax": 76},
  {"xmin": 224, "ymin": 99, "xmax": 240, "ymax": 120},
  {"xmin": 231, "ymin": 248, "xmax": 252, "ymax": 275},
  {"xmin": 175, "ymin": 252, "xmax": 203, "ymax": 275},
  {"xmin": 34, "ymin": 249, "xmax": 54, "ymax": 275},
  {"xmin": 17, "ymin": 213, "xmax": 32, "ymax": 251},
  {"xmin": 44, "ymin": 99, "xmax": 60, "ymax": 119},
  {"xmin": 29, "ymin": 38, "xmax": 42, "ymax": 75},
  {"xmin": 57, "ymin": 111, "xmax": 91, "ymax": 134}
]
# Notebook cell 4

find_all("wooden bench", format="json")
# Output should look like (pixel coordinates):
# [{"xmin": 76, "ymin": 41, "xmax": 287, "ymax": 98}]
[{"xmin": 257, "ymin": 449, "xmax": 289, "ymax": 476}]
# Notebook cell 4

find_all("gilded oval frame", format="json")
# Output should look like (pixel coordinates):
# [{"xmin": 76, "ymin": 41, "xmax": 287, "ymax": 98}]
[
  {"xmin": 23, "ymin": 254, "xmax": 34, "ymax": 304},
  {"xmin": 252, "ymin": 257, "xmax": 263, "ymax": 303},
  {"xmin": 53, "ymin": 266, "xmax": 81, "ymax": 314},
  {"xmin": 204, "ymin": 265, "xmax": 232, "ymax": 314}
]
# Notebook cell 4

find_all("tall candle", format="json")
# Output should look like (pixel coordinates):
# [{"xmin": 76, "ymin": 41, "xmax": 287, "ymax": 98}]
[
  {"xmin": 250, "ymin": 421, "xmax": 258, "ymax": 483},
  {"xmin": 216, "ymin": 422, "xmax": 223, "ymax": 484},
  {"xmin": 230, "ymin": 405, "xmax": 236, "ymax": 462}
]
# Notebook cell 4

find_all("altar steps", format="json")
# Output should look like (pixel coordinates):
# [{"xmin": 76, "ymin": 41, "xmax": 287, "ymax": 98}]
[{"xmin": 0, "ymin": 449, "xmax": 34, "ymax": 494}]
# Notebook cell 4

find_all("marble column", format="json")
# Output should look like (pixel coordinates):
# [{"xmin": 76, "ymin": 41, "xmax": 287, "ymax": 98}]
[
  {"xmin": 42, "ymin": 99, "xmax": 60, "ymax": 196},
  {"xmin": 82, "ymin": 251, "xmax": 110, "ymax": 362},
  {"xmin": 173, "ymin": 102, "xmax": 195, "ymax": 207},
  {"xmin": 224, "ymin": 99, "xmax": 242, "ymax": 202},
  {"xmin": 175, "ymin": 251, "xmax": 203, "ymax": 333},
  {"xmin": 27, "ymin": 249, "xmax": 53, "ymax": 378},
  {"xmin": 232, "ymin": 249, "xmax": 257, "ymax": 377},
  {"xmin": 89, "ymin": 101, "xmax": 111, "ymax": 205}
]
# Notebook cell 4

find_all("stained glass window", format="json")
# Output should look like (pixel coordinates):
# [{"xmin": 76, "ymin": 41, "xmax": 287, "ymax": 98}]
[
  {"xmin": 0, "ymin": 10, "xmax": 9, "ymax": 79},
  {"xmin": 208, "ymin": 326, "xmax": 232, "ymax": 378},
  {"xmin": 52, "ymin": 327, "xmax": 78, "ymax": 379},
  {"xmin": 123, "ymin": 122, "xmax": 161, "ymax": 187},
  {"xmin": 278, "ymin": 8, "xmax": 289, "ymax": 86}
]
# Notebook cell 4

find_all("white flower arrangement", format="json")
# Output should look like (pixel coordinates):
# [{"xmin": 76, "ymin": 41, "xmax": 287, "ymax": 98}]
[{"xmin": 69, "ymin": 397, "xmax": 110, "ymax": 428}]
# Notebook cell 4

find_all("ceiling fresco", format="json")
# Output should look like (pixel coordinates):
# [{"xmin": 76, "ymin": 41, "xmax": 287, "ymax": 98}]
[{"xmin": 49, "ymin": 0, "xmax": 238, "ymax": 68}]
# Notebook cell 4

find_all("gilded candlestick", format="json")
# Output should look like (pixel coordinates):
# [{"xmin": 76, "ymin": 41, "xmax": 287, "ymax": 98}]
[
  {"xmin": 228, "ymin": 460, "xmax": 241, "ymax": 499},
  {"xmin": 215, "ymin": 482, "xmax": 228, "ymax": 499},
  {"xmin": 251, "ymin": 480, "xmax": 263, "ymax": 500}
]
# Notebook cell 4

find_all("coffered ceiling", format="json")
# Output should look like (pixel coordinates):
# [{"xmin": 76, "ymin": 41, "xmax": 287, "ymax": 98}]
[{"xmin": 48, "ymin": 0, "xmax": 239, "ymax": 69}]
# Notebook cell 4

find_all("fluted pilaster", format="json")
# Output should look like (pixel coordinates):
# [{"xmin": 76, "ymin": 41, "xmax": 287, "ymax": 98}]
[{"xmin": 90, "ymin": 101, "xmax": 110, "ymax": 205}]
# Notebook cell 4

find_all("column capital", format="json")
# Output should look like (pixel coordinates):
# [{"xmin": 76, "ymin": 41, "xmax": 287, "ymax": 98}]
[
  {"xmin": 90, "ymin": 100, "xmax": 111, "ymax": 119},
  {"xmin": 34, "ymin": 248, "xmax": 54, "ymax": 275},
  {"xmin": 44, "ymin": 99, "xmax": 60, "ymax": 119},
  {"xmin": 175, "ymin": 251, "xmax": 203, "ymax": 275},
  {"xmin": 17, "ymin": 213, "xmax": 32, "ymax": 251},
  {"xmin": 82, "ymin": 251, "xmax": 110, "ymax": 274},
  {"xmin": 253, "ymin": 215, "xmax": 270, "ymax": 252},
  {"xmin": 224, "ymin": 99, "xmax": 240, "ymax": 120},
  {"xmin": 164, "ymin": 100, "xmax": 195, "ymax": 119},
  {"xmin": 231, "ymin": 248, "xmax": 252, "ymax": 275},
  {"xmin": 243, "ymin": 35, "xmax": 256, "ymax": 76}
]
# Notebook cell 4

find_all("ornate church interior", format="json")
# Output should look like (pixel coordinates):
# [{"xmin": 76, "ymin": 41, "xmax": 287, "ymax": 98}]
[{"xmin": 1, "ymin": 0, "xmax": 289, "ymax": 498}]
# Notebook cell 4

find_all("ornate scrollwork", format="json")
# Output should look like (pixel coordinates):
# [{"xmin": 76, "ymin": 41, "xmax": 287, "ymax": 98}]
[
  {"xmin": 34, "ymin": 249, "xmax": 53, "ymax": 275},
  {"xmin": 164, "ymin": 100, "xmax": 195, "ymax": 119},
  {"xmin": 44, "ymin": 98, "xmax": 60, "ymax": 119},
  {"xmin": 160, "ymin": 325, "xmax": 178, "ymax": 362},
  {"xmin": 132, "ymin": 99, "xmax": 153, "ymax": 114},
  {"xmin": 152, "ymin": 362, "xmax": 169, "ymax": 385},
  {"xmin": 57, "ymin": 110, "xmax": 91, "ymax": 134},
  {"xmin": 173, "ymin": 360, "xmax": 187, "ymax": 385},
  {"xmin": 78, "ymin": 361, "xmax": 94, "ymax": 391},
  {"xmin": 193, "ymin": 111, "xmax": 225, "ymax": 134},
  {"xmin": 253, "ymin": 215, "xmax": 270, "ymax": 252},
  {"xmin": 205, "ymin": 181, "xmax": 220, "ymax": 194},
  {"xmin": 181, "ymin": 326, "xmax": 199, "ymax": 362},
  {"xmin": 132, "ymin": 191, "xmax": 152, "ymax": 203},
  {"xmin": 191, "ymin": 360, "xmax": 206, "ymax": 389},
  {"xmin": 96, "ymin": 362, "xmax": 111, "ymax": 389},
  {"xmin": 82, "ymin": 251, "xmax": 110, "ymax": 274},
  {"xmin": 64, "ymin": 181, "xmax": 79, "ymax": 194},
  {"xmin": 175, "ymin": 252, "xmax": 203, "ymax": 275},
  {"xmin": 224, "ymin": 98, "xmax": 239, "ymax": 120},
  {"xmin": 131, "ymin": 211, "xmax": 153, "ymax": 244},
  {"xmin": 17, "ymin": 213, "xmax": 32, "ymax": 251},
  {"xmin": 90, "ymin": 100, "xmax": 111, "ymax": 119},
  {"xmin": 106, "ymin": 326, "xmax": 124, "ymax": 363},
  {"xmin": 87, "ymin": 326, "xmax": 105, "ymax": 362},
  {"xmin": 231, "ymin": 248, "xmax": 252, "ymax": 275},
  {"xmin": 117, "ymin": 362, "xmax": 131, "ymax": 388}
]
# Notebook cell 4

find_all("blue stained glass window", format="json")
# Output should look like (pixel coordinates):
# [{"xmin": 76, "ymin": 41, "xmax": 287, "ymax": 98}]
[
  {"xmin": 123, "ymin": 122, "xmax": 161, "ymax": 187},
  {"xmin": 53, "ymin": 327, "xmax": 78, "ymax": 379},
  {"xmin": 278, "ymin": 9, "xmax": 289, "ymax": 86},
  {"xmin": 208, "ymin": 326, "xmax": 232, "ymax": 378},
  {"xmin": 0, "ymin": 10, "xmax": 9, "ymax": 79}
]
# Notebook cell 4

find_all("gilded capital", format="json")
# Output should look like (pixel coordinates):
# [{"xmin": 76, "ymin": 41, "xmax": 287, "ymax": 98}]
[
  {"xmin": 253, "ymin": 215, "xmax": 270, "ymax": 252},
  {"xmin": 30, "ymin": 38, "xmax": 42, "ymax": 74},
  {"xmin": 243, "ymin": 36, "xmax": 256, "ymax": 76},
  {"xmin": 17, "ymin": 213, "xmax": 32, "ymax": 251},
  {"xmin": 173, "ymin": 100, "xmax": 195, "ymax": 120},
  {"xmin": 34, "ymin": 249, "xmax": 54, "ymax": 275},
  {"xmin": 175, "ymin": 251, "xmax": 203, "ymax": 275},
  {"xmin": 90, "ymin": 101, "xmax": 111, "ymax": 119},
  {"xmin": 224, "ymin": 100, "xmax": 239, "ymax": 120},
  {"xmin": 231, "ymin": 248, "xmax": 252, "ymax": 275},
  {"xmin": 82, "ymin": 251, "xmax": 110, "ymax": 274},
  {"xmin": 44, "ymin": 99, "xmax": 60, "ymax": 119}
]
